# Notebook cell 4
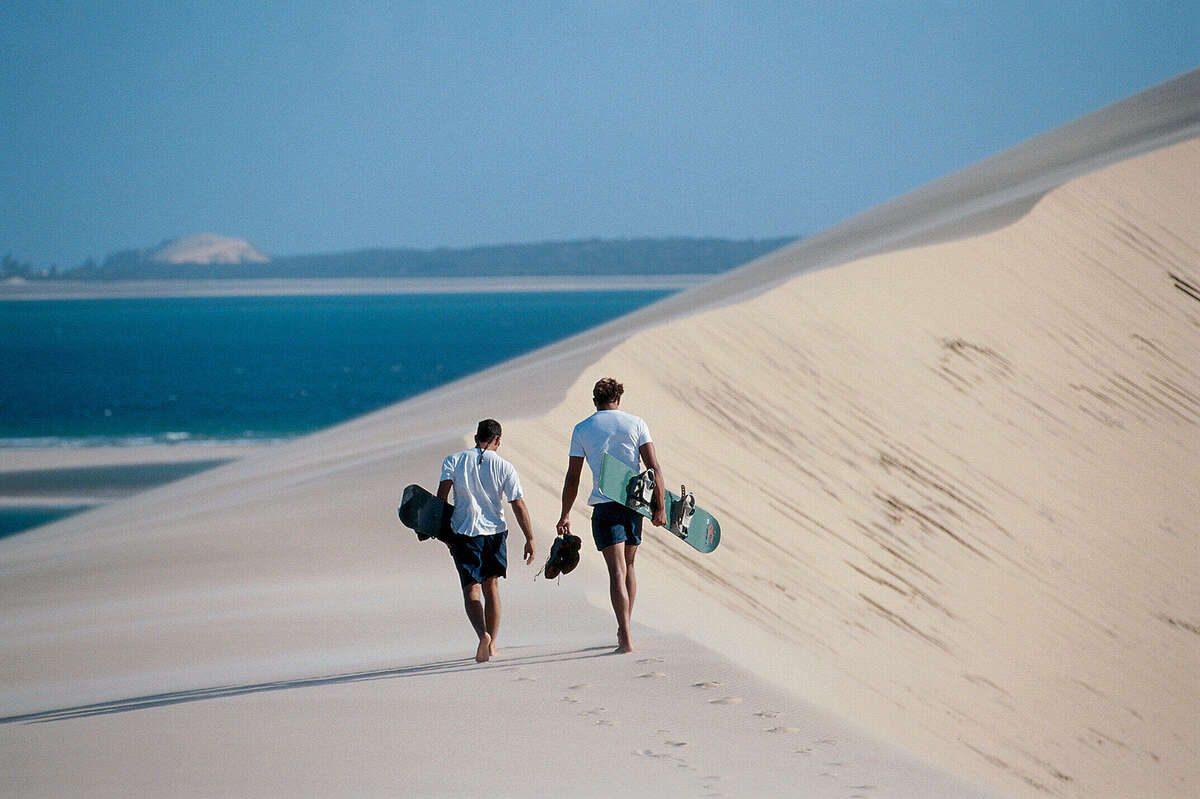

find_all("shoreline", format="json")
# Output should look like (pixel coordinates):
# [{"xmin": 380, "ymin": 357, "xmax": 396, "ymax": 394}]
[
  {"xmin": 0, "ymin": 275, "xmax": 705, "ymax": 300},
  {"xmin": 0, "ymin": 459, "xmax": 236, "ymax": 500},
  {"xmin": 0, "ymin": 445, "xmax": 261, "ymax": 534},
  {"xmin": 0, "ymin": 443, "xmax": 269, "ymax": 473}
]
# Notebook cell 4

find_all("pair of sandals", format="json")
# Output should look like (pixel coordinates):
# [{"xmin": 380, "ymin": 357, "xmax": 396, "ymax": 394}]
[{"xmin": 543, "ymin": 533, "xmax": 582, "ymax": 579}]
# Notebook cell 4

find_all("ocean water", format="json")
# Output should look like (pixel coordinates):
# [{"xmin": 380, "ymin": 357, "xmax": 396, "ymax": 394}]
[
  {"xmin": 0, "ymin": 291, "xmax": 671, "ymax": 446},
  {"xmin": 0, "ymin": 506, "xmax": 92, "ymax": 539}
]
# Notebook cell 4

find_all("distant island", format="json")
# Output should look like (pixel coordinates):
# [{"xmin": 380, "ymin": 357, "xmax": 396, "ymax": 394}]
[{"xmin": 5, "ymin": 234, "xmax": 796, "ymax": 282}]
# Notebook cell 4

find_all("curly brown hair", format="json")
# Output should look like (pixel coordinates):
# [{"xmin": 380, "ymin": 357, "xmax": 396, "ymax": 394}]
[{"xmin": 592, "ymin": 377, "xmax": 624, "ymax": 407}]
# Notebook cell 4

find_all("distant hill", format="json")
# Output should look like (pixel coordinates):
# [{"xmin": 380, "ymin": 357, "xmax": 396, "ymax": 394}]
[
  {"xmin": 148, "ymin": 234, "xmax": 269, "ymax": 265},
  {"xmin": 66, "ymin": 237, "xmax": 796, "ymax": 280}
]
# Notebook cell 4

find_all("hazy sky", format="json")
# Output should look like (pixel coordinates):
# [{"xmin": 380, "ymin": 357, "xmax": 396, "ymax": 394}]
[{"xmin": 3, "ymin": 1, "xmax": 1197, "ymax": 267}]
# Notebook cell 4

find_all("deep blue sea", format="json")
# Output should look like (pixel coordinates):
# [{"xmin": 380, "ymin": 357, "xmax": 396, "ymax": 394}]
[{"xmin": 0, "ymin": 291, "xmax": 671, "ymax": 447}]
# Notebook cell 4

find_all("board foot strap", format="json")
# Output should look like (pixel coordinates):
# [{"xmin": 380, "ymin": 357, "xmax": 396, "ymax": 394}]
[
  {"xmin": 627, "ymin": 467, "xmax": 657, "ymax": 510},
  {"xmin": 670, "ymin": 485, "xmax": 696, "ymax": 539}
]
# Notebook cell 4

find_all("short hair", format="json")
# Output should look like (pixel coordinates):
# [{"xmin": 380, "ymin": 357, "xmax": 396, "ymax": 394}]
[
  {"xmin": 475, "ymin": 419, "xmax": 502, "ymax": 444},
  {"xmin": 592, "ymin": 377, "xmax": 624, "ymax": 407}
]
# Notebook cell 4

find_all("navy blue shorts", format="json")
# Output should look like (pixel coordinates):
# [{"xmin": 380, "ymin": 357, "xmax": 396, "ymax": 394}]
[
  {"xmin": 591, "ymin": 502, "xmax": 643, "ymax": 551},
  {"xmin": 446, "ymin": 530, "xmax": 508, "ymax": 587}
]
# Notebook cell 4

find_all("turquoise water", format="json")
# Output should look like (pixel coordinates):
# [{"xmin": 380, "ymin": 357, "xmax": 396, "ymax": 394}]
[
  {"xmin": 0, "ymin": 506, "xmax": 93, "ymax": 539},
  {"xmin": 0, "ymin": 291, "xmax": 671, "ymax": 446}
]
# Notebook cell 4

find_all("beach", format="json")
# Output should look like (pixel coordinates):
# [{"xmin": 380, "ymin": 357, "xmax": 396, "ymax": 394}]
[
  {"xmin": 0, "ymin": 275, "xmax": 706, "ymax": 301},
  {"xmin": 3, "ymin": 69, "xmax": 1199, "ymax": 798}
]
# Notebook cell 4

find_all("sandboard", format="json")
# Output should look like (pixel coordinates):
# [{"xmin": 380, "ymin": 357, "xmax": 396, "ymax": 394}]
[
  {"xmin": 398, "ymin": 483, "xmax": 453, "ymax": 541},
  {"xmin": 596, "ymin": 453, "xmax": 720, "ymax": 553}
]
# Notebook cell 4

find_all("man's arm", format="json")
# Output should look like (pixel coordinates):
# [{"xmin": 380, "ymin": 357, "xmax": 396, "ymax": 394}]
[
  {"xmin": 436, "ymin": 479, "xmax": 453, "ymax": 502},
  {"xmin": 556, "ymin": 456, "xmax": 585, "ymax": 536},
  {"xmin": 639, "ymin": 442, "xmax": 668, "ymax": 527},
  {"xmin": 510, "ymin": 498, "xmax": 536, "ymax": 564}
]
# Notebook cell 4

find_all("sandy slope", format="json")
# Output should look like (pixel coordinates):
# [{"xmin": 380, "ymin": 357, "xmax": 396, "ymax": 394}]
[
  {"xmin": 2, "ymin": 71, "xmax": 1199, "ymax": 797},
  {"xmin": 0, "ymin": 425, "xmax": 988, "ymax": 797},
  {"xmin": 502, "ymin": 135, "xmax": 1200, "ymax": 798}
]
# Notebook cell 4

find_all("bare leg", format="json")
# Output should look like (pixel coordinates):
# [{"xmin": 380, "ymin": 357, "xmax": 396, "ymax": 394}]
[
  {"xmin": 625, "ymin": 543, "xmax": 638, "ymax": 616},
  {"xmin": 482, "ymin": 576, "xmax": 501, "ymax": 657},
  {"xmin": 462, "ymin": 582, "xmax": 491, "ymax": 662},
  {"xmin": 602, "ymin": 543, "xmax": 634, "ymax": 653}
]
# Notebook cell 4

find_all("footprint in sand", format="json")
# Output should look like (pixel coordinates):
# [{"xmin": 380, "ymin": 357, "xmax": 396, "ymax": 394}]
[
  {"xmin": 754, "ymin": 710, "xmax": 782, "ymax": 718},
  {"xmin": 637, "ymin": 671, "xmax": 668, "ymax": 679},
  {"xmin": 635, "ymin": 748, "xmax": 681, "ymax": 759},
  {"xmin": 561, "ymin": 696, "xmax": 580, "ymax": 704},
  {"xmin": 595, "ymin": 719, "xmax": 618, "ymax": 727},
  {"xmin": 664, "ymin": 740, "xmax": 688, "ymax": 747},
  {"xmin": 813, "ymin": 737, "xmax": 838, "ymax": 746},
  {"xmin": 515, "ymin": 675, "xmax": 538, "ymax": 682},
  {"xmin": 567, "ymin": 683, "xmax": 589, "ymax": 690},
  {"xmin": 692, "ymin": 681, "xmax": 722, "ymax": 689},
  {"xmin": 764, "ymin": 726, "xmax": 800, "ymax": 734},
  {"xmin": 579, "ymin": 707, "xmax": 608, "ymax": 716},
  {"xmin": 637, "ymin": 657, "xmax": 665, "ymax": 664},
  {"xmin": 794, "ymin": 747, "xmax": 813, "ymax": 755},
  {"xmin": 708, "ymin": 696, "xmax": 743, "ymax": 705}
]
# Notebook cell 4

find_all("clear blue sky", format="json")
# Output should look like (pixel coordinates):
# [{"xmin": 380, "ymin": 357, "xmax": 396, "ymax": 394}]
[{"xmin": 3, "ymin": 1, "xmax": 1197, "ymax": 268}]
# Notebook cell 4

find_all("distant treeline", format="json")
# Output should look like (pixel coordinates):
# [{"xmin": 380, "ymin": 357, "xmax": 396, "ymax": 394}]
[
  {"xmin": 3, "ymin": 253, "xmax": 55, "ymax": 279},
  {"xmin": 64, "ymin": 237, "xmax": 795, "ymax": 280}
]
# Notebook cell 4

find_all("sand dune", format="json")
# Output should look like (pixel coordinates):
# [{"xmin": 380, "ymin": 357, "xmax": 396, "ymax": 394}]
[
  {"xmin": 2, "ymin": 71, "xmax": 1198, "ymax": 797},
  {"xmin": 502, "ymin": 133, "xmax": 1200, "ymax": 798},
  {"xmin": 149, "ymin": 234, "xmax": 269, "ymax": 265}
]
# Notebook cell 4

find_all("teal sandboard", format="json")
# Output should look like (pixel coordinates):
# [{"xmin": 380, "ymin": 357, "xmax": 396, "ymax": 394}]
[{"xmin": 596, "ymin": 453, "xmax": 720, "ymax": 553}]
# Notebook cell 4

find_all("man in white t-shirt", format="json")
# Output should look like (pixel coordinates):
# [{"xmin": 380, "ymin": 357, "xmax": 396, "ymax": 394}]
[
  {"xmin": 438, "ymin": 419, "xmax": 536, "ymax": 662},
  {"xmin": 556, "ymin": 378, "xmax": 666, "ymax": 654}
]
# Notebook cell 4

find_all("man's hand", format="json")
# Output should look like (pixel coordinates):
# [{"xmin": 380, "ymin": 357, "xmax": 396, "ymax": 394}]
[
  {"xmin": 639, "ymin": 442, "xmax": 668, "ymax": 527},
  {"xmin": 510, "ymin": 498, "xmax": 536, "ymax": 565},
  {"xmin": 556, "ymin": 516, "xmax": 571, "ymax": 537}
]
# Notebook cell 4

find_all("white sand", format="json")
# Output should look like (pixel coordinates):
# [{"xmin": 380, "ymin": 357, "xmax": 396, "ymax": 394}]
[
  {"xmin": 0, "ymin": 275, "xmax": 707, "ymax": 300},
  {"xmin": 0, "ymin": 445, "xmax": 265, "ymax": 472},
  {"xmin": 503, "ymin": 134, "xmax": 1200, "ymax": 798},
  {"xmin": 3, "ymin": 69, "xmax": 1199, "ymax": 797},
  {"xmin": 0, "ymin": 445, "xmax": 263, "ymax": 508},
  {"xmin": 0, "ymin": 430, "xmax": 986, "ymax": 798}
]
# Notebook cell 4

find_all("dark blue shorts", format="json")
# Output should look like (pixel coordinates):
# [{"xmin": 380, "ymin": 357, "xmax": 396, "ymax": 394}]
[
  {"xmin": 446, "ymin": 530, "xmax": 508, "ymax": 587},
  {"xmin": 591, "ymin": 502, "xmax": 643, "ymax": 551}
]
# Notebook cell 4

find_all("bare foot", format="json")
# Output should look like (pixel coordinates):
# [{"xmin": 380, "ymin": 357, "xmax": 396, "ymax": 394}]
[
  {"xmin": 615, "ymin": 630, "xmax": 634, "ymax": 654},
  {"xmin": 489, "ymin": 641, "xmax": 499, "ymax": 658},
  {"xmin": 476, "ymin": 633, "xmax": 493, "ymax": 663}
]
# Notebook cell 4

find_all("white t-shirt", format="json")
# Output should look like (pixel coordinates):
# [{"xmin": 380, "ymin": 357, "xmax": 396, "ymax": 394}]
[
  {"xmin": 569, "ymin": 409, "xmax": 653, "ymax": 505},
  {"xmin": 440, "ymin": 447, "xmax": 523, "ymax": 536}
]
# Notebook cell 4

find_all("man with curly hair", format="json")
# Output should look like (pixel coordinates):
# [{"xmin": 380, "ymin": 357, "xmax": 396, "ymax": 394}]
[{"xmin": 556, "ymin": 378, "xmax": 666, "ymax": 653}]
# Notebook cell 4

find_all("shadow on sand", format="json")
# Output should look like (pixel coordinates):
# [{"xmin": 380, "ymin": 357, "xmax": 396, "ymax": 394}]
[{"xmin": 1, "ymin": 645, "xmax": 615, "ymax": 725}]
